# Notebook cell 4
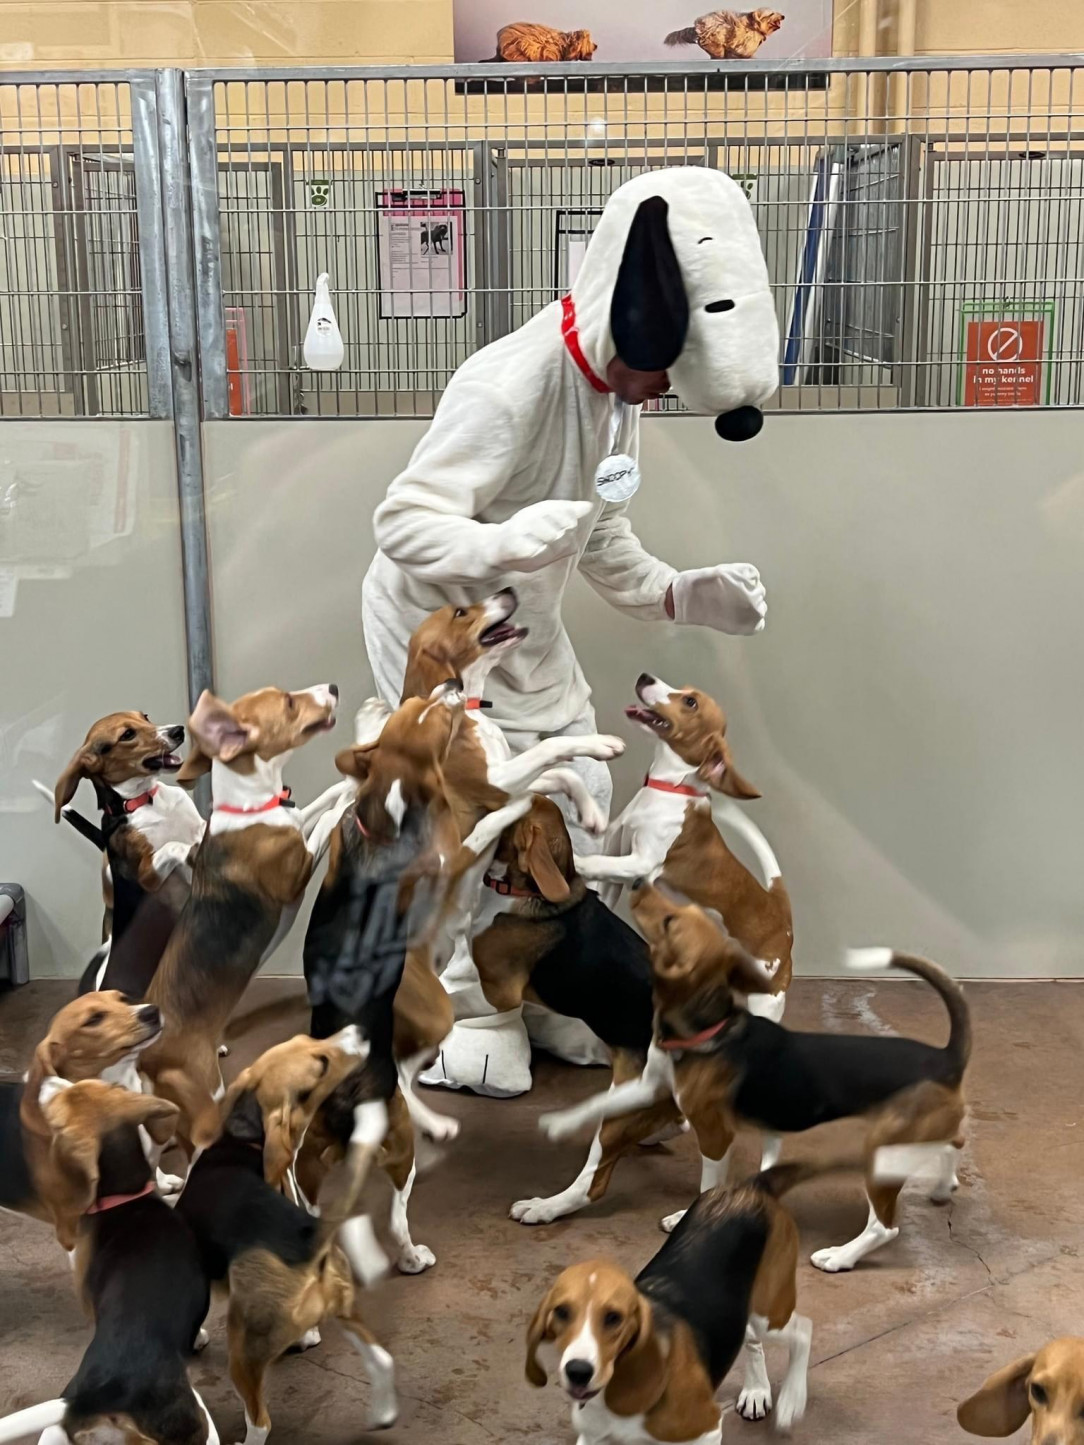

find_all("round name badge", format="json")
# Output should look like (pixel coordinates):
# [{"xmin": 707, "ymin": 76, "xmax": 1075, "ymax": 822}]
[{"xmin": 595, "ymin": 452, "xmax": 641, "ymax": 503}]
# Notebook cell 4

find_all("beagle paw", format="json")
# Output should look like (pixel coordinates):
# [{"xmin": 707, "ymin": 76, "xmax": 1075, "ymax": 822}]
[
  {"xmin": 294, "ymin": 1327, "xmax": 322, "ymax": 1351},
  {"xmin": 419, "ymin": 1111, "xmax": 460, "ymax": 1144},
  {"xmin": 156, "ymin": 1168, "xmax": 185, "ymax": 1195},
  {"xmin": 577, "ymin": 795, "xmax": 608, "ymax": 836},
  {"xmin": 538, "ymin": 1108, "xmax": 584, "ymax": 1142},
  {"xmin": 660, "ymin": 1208, "xmax": 687, "ymax": 1234},
  {"xmin": 397, "ymin": 1243, "xmax": 436, "ymax": 1274},
  {"xmin": 193, "ymin": 1327, "xmax": 210, "ymax": 1352},
  {"xmin": 736, "ymin": 1384, "xmax": 773, "ymax": 1421},
  {"xmin": 775, "ymin": 1378, "xmax": 808, "ymax": 1433},
  {"xmin": 583, "ymin": 734, "xmax": 625, "ymax": 762},
  {"xmin": 511, "ymin": 1195, "xmax": 573, "ymax": 1225}
]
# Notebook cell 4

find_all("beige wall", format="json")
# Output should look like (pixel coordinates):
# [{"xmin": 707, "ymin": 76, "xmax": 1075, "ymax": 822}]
[
  {"xmin": 201, "ymin": 410, "xmax": 1084, "ymax": 981},
  {"xmin": 0, "ymin": 422, "xmax": 189, "ymax": 978}
]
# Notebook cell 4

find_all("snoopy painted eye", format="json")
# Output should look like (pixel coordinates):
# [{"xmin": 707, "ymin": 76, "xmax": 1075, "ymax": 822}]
[
  {"xmin": 697, "ymin": 236, "xmax": 713, "ymax": 244},
  {"xmin": 705, "ymin": 299, "xmax": 736, "ymax": 314}
]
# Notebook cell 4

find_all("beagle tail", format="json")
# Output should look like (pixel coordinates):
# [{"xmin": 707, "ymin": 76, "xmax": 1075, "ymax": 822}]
[
  {"xmin": 712, "ymin": 796, "xmax": 782, "ymax": 887},
  {"xmin": 847, "ymin": 948, "xmax": 972, "ymax": 1080},
  {"xmin": 0, "ymin": 1398, "xmax": 66, "ymax": 1443},
  {"xmin": 32, "ymin": 779, "xmax": 104, "ymax": 850},
  {"xmin": 752, "ymin": 1156, "xmax": 863, "ymax": 1200}
]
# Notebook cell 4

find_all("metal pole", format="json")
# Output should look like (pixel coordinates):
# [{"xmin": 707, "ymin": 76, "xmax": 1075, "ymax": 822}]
[
  {"xmin": 187, "ymin": 74, "xmax": 228, "ymax": 419},
  {"xmin": 131, "ymin": 76, "xmax": 173, "ymax": 419},
  {"xmin": 155, "ymin": 69, "xmax": 214, "ymax": 720}
]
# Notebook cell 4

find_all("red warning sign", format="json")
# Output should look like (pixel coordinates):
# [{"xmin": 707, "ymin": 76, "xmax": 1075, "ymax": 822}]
[{"xmin": 964, "ymin": 319, "xmax": 1045, "ymax": 407}]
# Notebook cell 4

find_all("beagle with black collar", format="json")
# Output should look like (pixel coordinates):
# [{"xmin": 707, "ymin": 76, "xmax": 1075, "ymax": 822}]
[
  {"xmin": 526, "ymin": 1160, "xmax": 849, "ymax": 1443},
  {"xmin": 46, "ymin": 711, "xmax": 205, "ymax": 992},
  {"xmin": 176, "ymin": 1031, "xmax": 393, "ymax": 1445},
  {"xmin": 958, "ymin": 1338, "xmax": 1084, "ymax": 1444},
  {"xmin": 300, "ymin": 685, "xmax": 533, "ymax": 1272},
  {"xmin": 575, "ymin": 674, "xmax": 792, "ymax": 1040},
  {"xmin": 542, "ymin": 883, "xmax": 970, "ymax": 1273},
  {"xmin": 0, "ymin": 1076, "xmax": 216, "ymax": 1445},
  {"xmin": 0, "ymin": 991, "xmax": 163, "ymax": 1247},
  {"xmin": 138, "ymin": 683, "xmax": 348, "ymax": 1148}
]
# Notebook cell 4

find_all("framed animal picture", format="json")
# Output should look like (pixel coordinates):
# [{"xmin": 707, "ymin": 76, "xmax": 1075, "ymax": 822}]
[{"xmin": 454, "ymin": 1, "xmax": 834, "ymax": 65}]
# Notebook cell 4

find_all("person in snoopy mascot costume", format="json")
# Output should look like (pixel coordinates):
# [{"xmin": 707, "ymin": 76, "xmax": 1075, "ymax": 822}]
[{"xmin": 361, "ymin": 166, "xmax": 779, "ymax": 1097}]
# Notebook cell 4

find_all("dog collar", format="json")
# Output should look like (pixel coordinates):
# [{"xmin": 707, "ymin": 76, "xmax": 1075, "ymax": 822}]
[
  {"xmin": 658, "ymin": 1017, "xmax": 734, "ymax": 1052},
  {"xmin": 644, "ymin": 775, "xmax": 708, "ymax": 799},
  {"xmin": 355, "ymin": 812, "xmax": 372, "ymax": 840},
  {"xmin": 464, "ymin": 698, "xmax": 493, "ymax": 710},
  {"xmin": 483, "ymin": 872, "xmax": 537, "ymax": 898},
  {"xmin": 86, "ymin": 1180, "xmax": 156, "ymax": 1214},
  {"xmin": 561, "ymin": 295, "xmax": 612, "ymax": 394},
  {"xmin": 102, "ymin": 785, "xmax": 159, "ymax": 818},
  {"xmin": 214, "ymin": 787, "xmax": 294, "ymax": 816}
]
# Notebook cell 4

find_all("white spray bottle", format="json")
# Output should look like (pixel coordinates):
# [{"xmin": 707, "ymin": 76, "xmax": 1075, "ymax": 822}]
[{"xmin": 303, "ymin": 272, "xmax": 344, "ymax": 371}]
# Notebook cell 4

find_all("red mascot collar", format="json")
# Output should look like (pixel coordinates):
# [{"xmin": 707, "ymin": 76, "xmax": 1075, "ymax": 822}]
[{"xmin": 561, "ymin": 295, "xmax": 612, "ymax": 394}]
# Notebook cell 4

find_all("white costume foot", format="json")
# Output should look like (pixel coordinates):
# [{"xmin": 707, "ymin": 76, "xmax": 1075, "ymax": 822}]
[{"xmin": 419, "ymin": 1010, "xmax": 532, "ymax": 1097}]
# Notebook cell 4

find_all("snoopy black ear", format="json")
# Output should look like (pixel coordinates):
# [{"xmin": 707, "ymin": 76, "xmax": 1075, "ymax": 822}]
[{"xmin": 610, "ymin": 196, "xmax": 689, "ymax": 372}]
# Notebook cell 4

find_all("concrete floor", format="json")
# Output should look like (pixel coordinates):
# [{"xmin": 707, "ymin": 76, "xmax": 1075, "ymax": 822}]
[{"xmin": 2, "ymin": 977, "xmax": 1082, "ymax": 1444}]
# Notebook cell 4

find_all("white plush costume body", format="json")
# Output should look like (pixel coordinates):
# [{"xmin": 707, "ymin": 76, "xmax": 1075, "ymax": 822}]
[{"xmin": 362, "ymin": 167, "xmax": 779, "ymax": 1096}]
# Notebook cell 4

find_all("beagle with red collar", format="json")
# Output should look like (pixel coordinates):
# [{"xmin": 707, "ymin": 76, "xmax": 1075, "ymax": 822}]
[
  {"xmin": 542, "ymin": 883, "xmax": 970, "ymax": 1272},
  {"xmin": 43, "ymin": 711, "xmax": 205, "ymax": 993},
  {"xmin": 958, "ymin": 1338, "xmax": 1084, "ymax": 1444},
  {"xmin": 177, "ymin": 1031, "xmax": 393, "ymax": 1445},
  {"xmin": 139, "ymin": 683, "xmax": 349, "ymax": 1148},
  {"xmin": 525, "ymin": 1160, "xmax": 853, "ymax": 1443},
  {"xmin": 0, "ymin": 990, "xmax": 164, "ymax": 1248},
  {"xmin": 575, "ymin": 673, "xmax": 792, "ymax": 1034},
  {"xmin": 400, "ymin": 591, "xmax": 624, "ymax": 1090},
  {"xmin": 0, "ymin": 1076, "xmax": 216, "ymax": 1445}
]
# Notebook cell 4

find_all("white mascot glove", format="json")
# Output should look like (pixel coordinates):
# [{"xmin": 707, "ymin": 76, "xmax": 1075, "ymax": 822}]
[
  {"xmin": 671, "ymin": 563, "xmax": 767, "ymax": 635},
  {"xmin": 492, "ymin": 499, "xmax": 594, "ymax": 574}
]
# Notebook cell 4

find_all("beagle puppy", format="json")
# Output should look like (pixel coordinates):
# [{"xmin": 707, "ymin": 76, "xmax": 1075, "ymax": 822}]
[
  {"xmin": 176, "ymin": 1030, "xmax": 394, "ymax": 1445},
  {"xmin": 456, "ymin": 795, "xmax": 678, "ymax": 1226},
  {"xmin": 958, "ymin": 1339, "xmax": 1084, "ymax": 1443},
  {"xmin": 542, "ymin": 883, "xmax": 970, "ymax": 1273},
  {"xmin": 48, "ymin": 711, "xmax": 205, "ymax": 992},
  {"xmin": 0, "ymin": 1076, "xmax": 216, "ymax": 1445},
  {"xmin": 0, "ymin": 991, "xmax": 163, "ymax": 1247},
  {"xmin": 575, "ymin": 674, "xmax": 792, "ymax": 1046},
  {"xmin": 301, "ymin": 685, "xmax": 533, "ymax": 1272},
  {"xmin": 138, "ymin": 683, "xmax": 349, "ymax": 1148},
  {"xmin": 526, "ymin": 1160, "xmax": 845, "ymax": 1442}
]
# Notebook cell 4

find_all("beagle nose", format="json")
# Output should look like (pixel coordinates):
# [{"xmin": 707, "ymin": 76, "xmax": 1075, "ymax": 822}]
[
  {"xmin": 329, "ymin": 684, "xmax": 340, "ymax": 701},
  {"xmin": 564, "ymin": 1360, "xmax": 595, "ymax": 1389},
  {"xmin": 138, "ymin": 1005, "xmax": 161, "ymax": 1028},
  {"xmin": 168, "ymin": 724, "xmax": 185, "ymax": 744},
  {"xmin": 636, "ymin": 672, "xmax": 655, "ymax": 689}
]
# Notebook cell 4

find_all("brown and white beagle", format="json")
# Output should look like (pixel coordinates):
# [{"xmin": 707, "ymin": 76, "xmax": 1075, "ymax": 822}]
[
  {"xmin": 176, "ymin": 1030, "xmax": 394, "ymax": 1445},
  {"xmin": 525, "ymin": 1160, "xmax": 851, "ymax": 1443},
  {"xmin": 45, "ymin": 711, "xmax": 205, "ymax": 993},
  {"xmin": 0, "ymin": 1075, "xmax": 216, "ymax": 1445},
  {"xmin": 959, "ymin": 1338, "xmax": 1084, "ymax": 1444},
  {"xmin": 575, "ymin": 674, "xmax": 792, "ymax": 1048},
  {"xmin": 139, "ymin": 683, "xmax": 347, "ymax": 1148},
  {"xmin": 542, "ymin": 883, "xmax": 970, "ymax": 1273},
  {"xmin": 0, "ymin": 990, "xmax": 163, "ymax": 1248}
]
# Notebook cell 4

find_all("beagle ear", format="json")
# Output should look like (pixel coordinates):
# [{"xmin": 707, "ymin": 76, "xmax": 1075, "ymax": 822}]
[
  {"xmin": 188, "ymin": 689, "xmax": 254, "ymax": 765},
  {"xmin": 335, "ymin": 742, "xmax": 376, "ymax": 781},
  {"xmin": 958, "ymin": 1355, "xmax": 1036, "ymax": 1437},
  {"xmin": 525, "ymin": 826, "xmax": 571, "ymax": 904},
  {"xmin": 698, "ymin": 737, "xmax": 761, "ymax": 800},
  {"xmin": 50, "ymin": 1119, "xmax": 102, "ymax": 1219},
  {"xmin": 130, "ymin": 1095, "xmax": 181, "ymax": 1147},
  {"xmin": 31, "ymin": 1037, "xmax": 63, "ymax": 1080},
  {"xmin": 176, "ymin": 741, "xmax": 211, "ymax": 785},
  {"xmin": 219, "ymin": 1067, "xmax": 254, "ymax": 1125},
  {"xmin": 263, "ymin": 1101, "xmax": 299, "ymax": 1188},
  {"xmin": 54, "ymin": 748, "xmax": 98, "ymax": 821},
  {"xmin": 525, "ymin": 1286, "xmax": 556, "ymax": 1387},
  {"xmin": 610, "ymin": 195, "xmax": 689, "ymax": 372}
]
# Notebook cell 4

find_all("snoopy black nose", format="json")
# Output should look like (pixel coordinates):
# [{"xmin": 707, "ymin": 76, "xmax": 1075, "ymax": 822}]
[{"xmin": 715, "ymin": 406, "xmax": 764, "ymax": 442}]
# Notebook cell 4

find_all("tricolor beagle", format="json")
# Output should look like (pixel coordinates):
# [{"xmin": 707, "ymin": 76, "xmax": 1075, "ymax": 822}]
[
  {"xmin": 575, "ymin": 674, "xmax": 792, "ymax": 1036},
  {"xmin": 542, "ymin": 884, "xmax": 970, "ymax": 1272},
  {"xmin": 0, "ymin": 1076, "xmax": 216, "ymax": 1445},
  {"xmin": 139, "ymin": 683, "xmax": 348, "ymax": 1148},
  {"xmin": 176, "ymin": 1031, "xmax": 394, "ymax": 1445},
  {"xmin": 958, "ymin": 1338, "xmax": 1084, "ymax": 1444},
  {"xmin": 46, "ymin": 711, "xmax": 205, "ymax": 994},
  {"xmin": 0, "ymin": 991, "xmax": 163, "ymax": 1248},
  {"xmin": 301, "ymin": 686, "xmax": 533, "ymax": 1272},
  {"xmin": 455, "ymin": 795, "xmax": 679, "ymax": 1226},
  {"xmin": 525, "ymin": 1160, "xmax": 850, "ymax": 1443}
]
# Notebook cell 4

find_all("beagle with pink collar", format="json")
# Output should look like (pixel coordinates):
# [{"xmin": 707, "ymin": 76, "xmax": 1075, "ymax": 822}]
[
  {"xmin": 138, "ymin": 683, "xmax": 351, "ymax": 1148},
  {"xmin": 575, "ymin": 673, "xmax": 792, "ymax": 1032}
]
